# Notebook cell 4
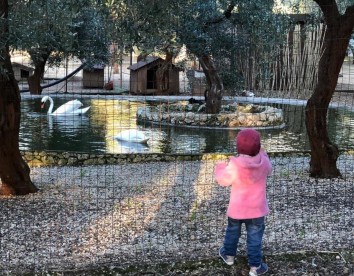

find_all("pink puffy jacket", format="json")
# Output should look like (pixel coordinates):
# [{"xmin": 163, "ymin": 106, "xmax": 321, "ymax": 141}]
[{"xmin": 215, "ymin": 151, "xmax": 272, "ymax": 219}]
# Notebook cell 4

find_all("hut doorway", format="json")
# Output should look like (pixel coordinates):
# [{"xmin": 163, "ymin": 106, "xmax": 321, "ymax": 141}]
[
  {"xmin": 146, "ymin": 65, "xmax": 169, "ymax": 91},
  {"xmin": 147, "ymin": 65, "xmax": 158, "ymax": 89}
]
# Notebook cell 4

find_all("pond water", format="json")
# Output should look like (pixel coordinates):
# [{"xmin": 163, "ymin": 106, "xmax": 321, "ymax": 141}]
[{"xmin": 20, "ymin": 95, "xmax": 354, "ymax": 154}]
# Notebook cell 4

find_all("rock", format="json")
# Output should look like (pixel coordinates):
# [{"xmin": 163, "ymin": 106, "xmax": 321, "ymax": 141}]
[
  {"xmin": 58, "ymin": 159, "xmax": 68, "ymax": 165},
  {"xmin": 229, "ymin": 120, "xmax": 239, "ymax": 127}
]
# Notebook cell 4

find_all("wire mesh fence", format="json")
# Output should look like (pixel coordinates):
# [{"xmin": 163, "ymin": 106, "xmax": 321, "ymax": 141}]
[
  {"xmin": 1, "ymin": 0, "xmax": 354, "ymax": 274},
  {"xmin": 1, "ymin": 154, "xmax": 353, "ymax": 272}
]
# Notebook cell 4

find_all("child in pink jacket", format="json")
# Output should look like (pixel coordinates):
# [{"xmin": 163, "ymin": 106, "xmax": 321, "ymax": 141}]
[{"xmin": 215, "ymin": 128, "xmax": 272, "ymax": 276}]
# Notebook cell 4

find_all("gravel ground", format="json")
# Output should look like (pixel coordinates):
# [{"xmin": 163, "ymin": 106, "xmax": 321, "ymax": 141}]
[{"xmin": 0, "ymin": 154, "xmax": 353, "ymax": 275}]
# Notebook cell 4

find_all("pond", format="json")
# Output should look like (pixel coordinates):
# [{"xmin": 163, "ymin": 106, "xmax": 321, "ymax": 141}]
[{"xmin": 20, "ymin": 95, "xmax": 354, "ymax": 154}]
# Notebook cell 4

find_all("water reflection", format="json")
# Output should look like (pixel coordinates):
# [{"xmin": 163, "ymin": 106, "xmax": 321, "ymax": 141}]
[
  {"xmin": 47, "ymin": 115, "xmax": 90, "ymax": 134},
  {"xmin": 20, "ymin": 96, "xmax": 354, "ymax": 154},
  {"xmin": 113, "ymin": 140, "xmax": 150, "ymax": 153}
]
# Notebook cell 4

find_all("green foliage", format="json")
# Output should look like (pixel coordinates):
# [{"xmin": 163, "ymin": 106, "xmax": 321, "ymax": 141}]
[
  {"xmin": 8, "ymin": 0, "xmax": 110, "ymax": 68},
  {"xmin": 106, "ymin": 0, "xmax": 183, "ymax": 56},
  {"xmin": 336, "ymin": 0, "xmax": 354, "ymax": 14},
  {"xmin": 180, "ymin": 0, "xmax": 290, "ymax": 91},
  {"xmin": 73, "ymin": 6, "xmax": 111, "ymax": 68},
  {"xmin": 106, "ymin": 0, "xmax": 291, "ymax": 91}
]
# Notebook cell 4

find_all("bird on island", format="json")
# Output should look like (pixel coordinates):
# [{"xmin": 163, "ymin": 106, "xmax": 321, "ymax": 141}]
[
  {"xmin": 188, "ymin": 98, "xmax": 204, "ymax": 105},
  {"xmin": 240, "ymin": 90, "xmax": 255, "ymax": 97}
]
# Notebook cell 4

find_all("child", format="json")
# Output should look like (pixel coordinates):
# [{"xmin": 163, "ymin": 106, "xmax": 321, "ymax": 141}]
[{"xmin": 215, "ymin": 128, "xmax": 272, "ymax": 276}]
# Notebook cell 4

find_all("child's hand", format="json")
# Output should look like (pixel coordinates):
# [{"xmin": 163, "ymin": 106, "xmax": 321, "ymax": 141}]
[{"xmin": 260, "ymin": 145, "xmax": 265, "ymax": 152}]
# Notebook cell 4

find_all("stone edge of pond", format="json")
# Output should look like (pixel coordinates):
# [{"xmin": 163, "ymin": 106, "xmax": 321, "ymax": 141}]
[{"xmin": 21, "ymin": 150, "xmax": 354, "ymax": 167}]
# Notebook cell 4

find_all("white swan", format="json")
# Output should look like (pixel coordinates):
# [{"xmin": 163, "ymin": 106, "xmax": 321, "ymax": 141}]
[
  {"xmin": 114, "ymin": 129, "xmax": 149, "ymax": 143},
  {"xmin": 41, "ymin": 96, "xmax": 90, "ymax": 116}
]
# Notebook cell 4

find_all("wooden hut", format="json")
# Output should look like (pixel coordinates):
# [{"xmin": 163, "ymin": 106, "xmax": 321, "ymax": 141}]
[
  {"xmin": 82, "ymin": 64, "xmax": 105, "ymax": 88},
  {"xmin": 11, "ymin": 62, "xmax": 34, "ymax": 82},
  {"xmin": 128, "ymin": 56, "xmax": 181, "ymax": 95}
]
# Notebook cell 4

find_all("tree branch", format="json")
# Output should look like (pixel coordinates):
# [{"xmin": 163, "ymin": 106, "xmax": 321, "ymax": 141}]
[{"xmin": 205, "ymin": 0, "xmax": 236, "ymax": 25}]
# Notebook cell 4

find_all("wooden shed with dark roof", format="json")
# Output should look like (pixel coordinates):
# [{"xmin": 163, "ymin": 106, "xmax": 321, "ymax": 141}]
[
  {"xmin": 128, "ymin": 56, "xmax": 181, "ymax": 95},
  {"xmin": 11, "ymin": 62, "xmax": 34, "ymax": 82},
  {"xmin": 82, "ymin": 64, "xmax": 105, "ymax": 88}
]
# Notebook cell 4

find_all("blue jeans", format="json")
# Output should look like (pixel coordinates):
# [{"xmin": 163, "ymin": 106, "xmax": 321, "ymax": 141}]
[{"xmin": 223, "ymin": 216, "xmax": 265, "ymax": 267}]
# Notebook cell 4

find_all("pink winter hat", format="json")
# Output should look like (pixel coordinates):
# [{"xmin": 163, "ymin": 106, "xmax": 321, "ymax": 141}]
[{"xmin": 236, "ymin": 128, "xmax": 261, "ymax": 156}]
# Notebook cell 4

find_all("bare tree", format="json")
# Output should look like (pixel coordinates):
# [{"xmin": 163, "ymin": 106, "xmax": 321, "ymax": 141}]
[{"xmin": 306, "ymin": 0, "xmax": 354, "ymax": 177}]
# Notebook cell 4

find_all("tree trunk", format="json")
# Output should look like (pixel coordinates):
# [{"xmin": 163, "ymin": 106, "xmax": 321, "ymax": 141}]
[
  {"xmin": 305, "ymin": 1, "xmax": 354, "ymax": 178},
  {"xmin": 199, "ymin": 55, "xmax": 224, "ymax": 114},
  {"xmin": 137, "ymin": 54, "xmax": 148, "ymax": 62},
  {"xmin": 0, "ymin": 0, "xmax": 38, "ymax": 195},
  {"xmin": 156, "ymin": 50, "xmax": 173, "ymax": 95},
  {"xmin": 28, "ymin": 54, "xmax": 50, "ymax": 95}
]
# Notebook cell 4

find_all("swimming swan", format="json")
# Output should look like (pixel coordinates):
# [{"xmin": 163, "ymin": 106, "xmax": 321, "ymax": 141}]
[
  {"xmin": 41, "ymin": 96, "xmax": 90, "ymax": 116},
  {"xmin": 114, "ymin": 129, "xmax": 149, "ymax": 143}
]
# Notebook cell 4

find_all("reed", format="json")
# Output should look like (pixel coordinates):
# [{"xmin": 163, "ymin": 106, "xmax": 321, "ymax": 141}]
[{"xmin": 238, "ymin": 24, "xmax": 325, "ymax": 99}]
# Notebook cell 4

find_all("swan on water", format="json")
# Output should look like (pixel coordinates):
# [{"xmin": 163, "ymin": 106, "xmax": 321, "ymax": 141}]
[
  {"xmin": 41, "ymin": 96, "xmax": 90, "ymax": 116},
  {"xmin": 114, "ymin": 129, "xmax": 149, "ymax": 143}
]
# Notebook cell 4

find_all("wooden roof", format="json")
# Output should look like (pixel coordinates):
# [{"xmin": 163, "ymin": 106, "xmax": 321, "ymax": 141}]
[
  {"xmin": 128, "ymin": 56, "xmax": 162, "ymax": 71},
  {"xmin": 11, "ymin": 62, "xmax": 34, "ymax": 71},
  {"xmin": 128, "ymin": 56, "xmax": 183, "ymax": 72}
]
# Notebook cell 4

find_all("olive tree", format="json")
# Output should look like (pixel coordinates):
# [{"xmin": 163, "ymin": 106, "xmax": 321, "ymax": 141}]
[
  {"xmin": 0, "ymin": 0, "xmax": 38, "ymax": 195},
  {"xmin": 9, "ymin": 0, "xmax": 110, "ymax": 94},
  {"xmin": 305, "ymin": 0, "xmax": 354, "ymax": 177},
  {"xmin": 0, "ymin": 0, "xmax": 111, "ymax": 196}
]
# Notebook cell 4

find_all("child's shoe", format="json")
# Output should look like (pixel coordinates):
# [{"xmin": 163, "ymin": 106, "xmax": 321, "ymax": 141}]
[
  {"xmin": 249, "ymin": 263, "xmax": 268, "ymax": 275},
  {"xmin": 219, "ymin": 247, "xmax": 234, "ymax": 265}
]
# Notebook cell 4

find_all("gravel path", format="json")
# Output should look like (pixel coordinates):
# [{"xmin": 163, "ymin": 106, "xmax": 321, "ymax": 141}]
[{"xmin": 0, "ymin": 154, "xmax": 353, "ymax": 274}]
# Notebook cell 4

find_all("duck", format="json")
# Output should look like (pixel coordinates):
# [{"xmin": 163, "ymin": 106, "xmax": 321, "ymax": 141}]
[
  {"xmin": 41, "ymin": 96, "xmax": 90, "ymax": 116},
  {"xmin": 114, "ymin": 129, "xmax": 149, "ymax": 144},
  {"xmin": 188, "ymin": 97, "xmax": 204, "ymax": 105}
]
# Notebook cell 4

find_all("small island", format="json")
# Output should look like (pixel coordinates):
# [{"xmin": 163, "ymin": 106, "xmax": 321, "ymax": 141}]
[{"xmin": 137, "ymin": 102, "xmax": 284, "ymax": 129}]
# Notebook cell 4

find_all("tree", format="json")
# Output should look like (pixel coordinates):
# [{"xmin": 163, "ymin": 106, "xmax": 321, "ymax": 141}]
[
  {"xmin": 0, "ymin": 0, "xmax": 38, "ymax": 195},
  {"xmin": 9, "ymin": 0, "xmax": 110, "ymax": 94},
  {"xmin": 72, "ymin": 5, "xmax": 111, "ymax": 69},
  {"xmin": 305, "ymin": 0, "xmax": 354, "ymax": 178},
  {"xmin": 108, "ymin": 0, "xmax": 287, "ymax": 113},
  {"xmin": 107, "ymin": 0, "xmax": 183, "ymax": 95},
  {"xmin": 0, "ymin": 0, "xmax": 110, "ymax": 196},
  {"xmin": 193, "ymin": 1, "xmax": 236, "ymax": 114},
  {"xmin": 176, "ymin": 0, "xmax": 236, "ymax": 113}
]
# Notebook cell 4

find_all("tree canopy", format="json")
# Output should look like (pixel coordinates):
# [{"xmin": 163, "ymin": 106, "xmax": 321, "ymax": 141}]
[{"xmin": 8, "ymin": 0, "xmax": 111, "ymax": 93}]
